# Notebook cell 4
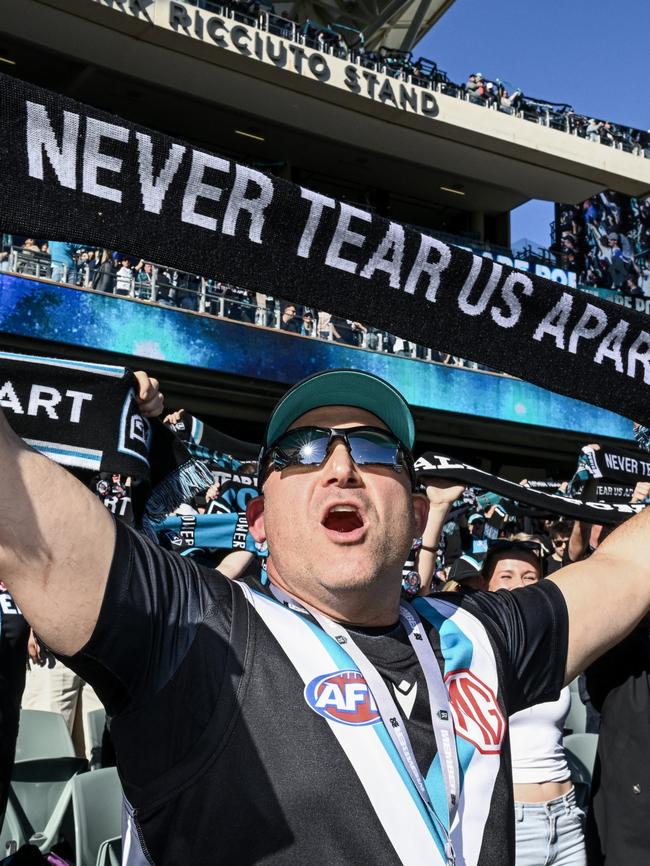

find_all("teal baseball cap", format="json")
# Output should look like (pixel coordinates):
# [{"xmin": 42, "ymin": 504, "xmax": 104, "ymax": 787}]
[{"xmin": 264, "ymin": 369, "xmax": 416, "ymax": 449}]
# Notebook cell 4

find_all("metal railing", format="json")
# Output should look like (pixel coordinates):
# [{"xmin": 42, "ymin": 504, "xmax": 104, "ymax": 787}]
[
  {"xmin": 1, "ymin": 248, "xmax": 499, "ymax": 373},
  {"xmin": 179, "ymin": 0, "xmax": 649, "ymax": 158}
]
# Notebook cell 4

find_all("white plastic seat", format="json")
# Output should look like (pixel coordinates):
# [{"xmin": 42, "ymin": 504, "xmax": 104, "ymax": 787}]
[
  {"xmin": 15, "ymin": 710, "xmax": 75, "ymax": 762},
  {"xmin": 72, "ymin": 767, "xmax": 123, "ymax": 866}
]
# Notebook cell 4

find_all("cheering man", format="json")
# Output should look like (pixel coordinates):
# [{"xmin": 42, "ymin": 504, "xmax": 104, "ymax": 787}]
[{"xmin": 0, "ymin": 368, "xmax": 648, "ymax": 866}]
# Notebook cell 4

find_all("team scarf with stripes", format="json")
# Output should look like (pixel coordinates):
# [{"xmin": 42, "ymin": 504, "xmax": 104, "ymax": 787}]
[
  {"xmin": 572, "ymin": 443, "xmax": 650, "ymax": 487},
  {"xmin": 167, "ymin": 411, "xmax": 259, "ymax": 463},
  {"xmin": 155, "ymin": 510, "xmax": 266, "ymax": 556},
  {"xmin": 0, "ymin": 350, "xmax": 151, "ymax": 476},
  {"xmin": 238, "ymin": 581, "xmax": 505, "ymax": 866},
  {"xmin": 0, "ymin": 350, "xmax": 213, "ymax": 524}
]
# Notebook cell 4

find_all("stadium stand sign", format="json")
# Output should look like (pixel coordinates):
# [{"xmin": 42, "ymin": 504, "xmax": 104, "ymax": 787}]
[
  {"xmin": 458, "ymin": 246, "xmax": 578, "ymax": 289},
  {"xmin": 90, "ymin": 0, "xmax": 439, "ymax": 119},
  {"xmin": 1, "ymin": 72, "xmax": 650, "ymax": 425}
]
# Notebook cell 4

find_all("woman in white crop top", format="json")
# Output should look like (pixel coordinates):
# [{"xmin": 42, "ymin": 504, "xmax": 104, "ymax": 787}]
[{"xmin": 480, "ymin": 541, "xmax": 586, "ymax": 866}]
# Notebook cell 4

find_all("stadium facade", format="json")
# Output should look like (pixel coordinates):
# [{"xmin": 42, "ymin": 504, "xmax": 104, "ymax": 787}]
[{"xmin": 1, "ymin": 0, "xmax": 649, "ymax": 477}]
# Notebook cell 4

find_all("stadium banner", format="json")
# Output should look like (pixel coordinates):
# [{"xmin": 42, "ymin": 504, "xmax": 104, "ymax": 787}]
[{"xmin": 1, "ymin": 72, "xmax": 649, "ymax": 424}]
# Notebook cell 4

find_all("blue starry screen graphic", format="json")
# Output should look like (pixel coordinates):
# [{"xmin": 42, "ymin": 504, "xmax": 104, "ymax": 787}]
[{"xmin": 0, "ymin": 274, "xmax": 631, "ymax": 440}]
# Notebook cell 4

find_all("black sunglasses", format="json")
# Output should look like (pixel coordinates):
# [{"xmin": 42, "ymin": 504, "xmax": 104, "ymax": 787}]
[
  {"xmin": 487, "ymin": 539, "xmax": 544, "ymax": 557},
  {"xmin": 258, "ymin": 426, "xmax": 415, "ymax": 488}
]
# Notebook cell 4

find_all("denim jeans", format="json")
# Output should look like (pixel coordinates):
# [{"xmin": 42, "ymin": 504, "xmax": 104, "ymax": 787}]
[
  {"xmin": 515, "ymin": 788, "xmax": 586, "ymax": 866},
  {"xmin": 51, "ymin": 261, "xmax": 77, "ymax": 285}
]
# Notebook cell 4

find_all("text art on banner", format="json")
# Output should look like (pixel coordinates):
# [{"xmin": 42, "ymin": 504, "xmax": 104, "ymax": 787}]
[{"xmin": 0, "ymin": 72, "xmax": 649, "ymax": 423}]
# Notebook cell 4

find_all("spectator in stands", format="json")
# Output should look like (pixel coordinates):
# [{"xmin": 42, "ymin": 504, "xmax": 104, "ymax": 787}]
[
  {"xmin": 155, "ymin": 267, "xmax": 176, "ymax": 306},
  {"xmin": 585, "ymin": 618, "xmax": 650, "ymax": 865},
  {"xmin": 545, "ymin": 519, "xmax": 572, "ymax": 575},
  {"xmin": 134, "ymin": 260, "xmax": 154, "ymax": 300},
  {"xmin": 317, "ymin": 310, "xmax": 333, "ymax": 339},
  {"xmin": 484, "ymin": 80, "xmax": 499, "ymax": 108},
  {"xmin": 465, "ymin": 73, "xmax": 484, "ymax": 103},
  {"xmin": 623, "ymin": 276, "xmax": 641, "ymax": 297},
  {"xmin": 224, "ymin": 285, "xmax": 254, "ymax": 323},
  {"xmin": 331, "ymin": 315, "xmax": 357, "ymax": 345},
  {"xmin": 637, "ymin": 254, "xmax": 650, "ymax": 297},
  {"xmin": 48, "ymin": 240, "xmax": 84, "ymax": 284},
  {"xmin": 114, "ymin": 255, "xmax": 134, "ymax": 296},
  {"xmin": 365, "ymin": 327, "xmax": 381, "ymax": 351},
  {"xmin": 300, "ymin": 310, "xmax": 315, "ymax": 336},
  {"xmin": 586, "ymin": 119, "xmax": 602, "ymax": 142},
  {"xmin": 22, "ymin": 639, "xmax": 104, "ymax": 762},
  {"xmin": 280, "ymin": 303, "xmax": 301, "ymax": 333},
  {"xmin": 480, "ymin": 542, "xmax": 586, "ymax": 866},
  {"xmin": 600, "ymin": 122, "xmax": 616, "ymax": 146},
  {"xmin": 91, "ymin": 249, "xmax": 116, "ymax": 295},
  {"xmin": 175, "ymin": 271, "xmax": 201, "ymax": 312},
  {"xmin": 499, "ymin": 88, "xmax": 522, "ymax": 112},
  {"xmin": 255, "ymin": 291, "xmax": 274, "ymax": 327},
  {"xmin": 21, "ymin": 238, "xmax": 40, "ymax": 252},
  {"xmin": 83, "ymin": 249, "xmax": 99, "ymax": 287}
]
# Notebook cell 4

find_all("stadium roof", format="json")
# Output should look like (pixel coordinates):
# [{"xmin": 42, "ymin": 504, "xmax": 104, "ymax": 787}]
[{"xmin": 274, "ymin": 0, "xmax": 456, "ymax": 50}]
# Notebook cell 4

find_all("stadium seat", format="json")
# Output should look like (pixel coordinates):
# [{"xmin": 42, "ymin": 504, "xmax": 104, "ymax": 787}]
[
  {"xmin": 72, "ymin": 767, "xmax": 123, "ymax": 866},
  {"xmin": 15, "ymin": 710, "xmax": 75, "ymax": 762},
  {"xmin": 563, "ymin": 732, "xmax": 598, "ymax": 811},
  {"xmin": 563, "ymin": 683, "xmax": 587, "ymax": 735},
  {"xmin": 96, "ymin": 836, "xmax": 122, "ymax": 866},
  {"xmin": 0, "ymin": 798, "xmax": 26, "ymax": 857},
  {"xmin": 9, "ymin": 757, "xmax": 88, "ymax": 852},
  {"xmin": 84, "ymin": 708, "xmax": 107, "ymax": 771}
]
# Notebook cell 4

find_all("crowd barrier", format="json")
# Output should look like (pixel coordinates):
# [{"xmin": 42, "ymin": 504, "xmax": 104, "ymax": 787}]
[
  {"xmin": 6, "ymin": 243, "xmax": 648, "ymax": 375},
  {"xmin": 183, "ymin": 0, "xmax": 649, "ymax": 157},
  {"xmin": 3, "ymin": 248, "xmax": 498, "ymax": 372}
]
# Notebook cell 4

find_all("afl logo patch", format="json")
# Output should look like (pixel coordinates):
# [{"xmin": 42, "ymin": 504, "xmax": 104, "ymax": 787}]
[{"xmin": 305, "ymin": 670, "xmax": 380, "ymax": 726}]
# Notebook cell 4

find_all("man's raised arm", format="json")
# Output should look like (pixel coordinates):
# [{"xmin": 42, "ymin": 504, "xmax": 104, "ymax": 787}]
[
  {"xmin": 0, "ymin": 371, "xmax": 163, "ymax": 657},
  {"xmin": 550, "ymin": 505, "xmax": 650, "ymax": 683}
]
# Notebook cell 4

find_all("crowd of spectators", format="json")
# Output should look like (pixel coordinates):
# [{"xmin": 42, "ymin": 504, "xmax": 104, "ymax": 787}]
[
  {"xmin": 0, "ymin": 236, "xmax": 489, "ymax": 370},
  {"xmin": 4, "ymin": 218, "xmax": 650, "ymax": 367},
  {"xmin": 189, "ymin": 0, "xmax": 650, "ymax": 157},
  {"xmin": 557, "ymin": 191, "xmax": 650, "ymax": 296}
]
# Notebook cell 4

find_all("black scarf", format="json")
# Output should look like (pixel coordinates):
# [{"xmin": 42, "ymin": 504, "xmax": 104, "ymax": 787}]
[
  {"xmin": 168, "ymin": 412, "xmax": 259, "ymax": 462},
  {"xmin": 415, "ymin": 453, "xmax": 644, "ymax": 524},
  {"xmin": 1, "ymin": 72, "xmax": 650, "ymax": 423},
  {"xmin": 0, "ymin": 351, "xmax": 213, "ymax": 527},
  {"xmin": 578, "ymin": 444, "xmax": 650, "ymax": 485},
  {"xmin": 0, "ymin": 351, "xmax": 150, "ymax": 477}
]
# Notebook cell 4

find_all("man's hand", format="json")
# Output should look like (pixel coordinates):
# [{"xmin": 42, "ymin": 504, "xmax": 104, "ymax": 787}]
[
  {"xmin": 415, "ymin": 480, "xmax": 465, "ymax": 595},
  {"xmin": 631, "ymin": 482, "xmax": 650, "ymax": 504},
  {"xmin": 28, "ymin": 629, "xmax": 46, "ymax": 667},
  {"xmin": 163, "ymin": 408, "xmax": 185, "ymax": 426},
  {"xmin": 423, "ymin": 479, "xmax": 466, "ymax": 509},
  {"xmin": 205, "ymin": 481, "xmax": 221, "ymax": 502},
  {"xmin": 134, "ymin": 371, "xmax": 164, "ymax": 418}
]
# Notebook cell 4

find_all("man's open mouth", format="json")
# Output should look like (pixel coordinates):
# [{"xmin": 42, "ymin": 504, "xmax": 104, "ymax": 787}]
[{"xmin": 322, "ymin": 504, "xmax": 365, "ymax": 534}]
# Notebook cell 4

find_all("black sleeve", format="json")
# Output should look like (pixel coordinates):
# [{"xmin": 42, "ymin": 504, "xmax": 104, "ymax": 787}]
[
  {"xmin": 61, "ymin": 517, "xmax": 230, "ymax": 716},
  {"xmin": 463, "ymin": 581, "xmax": 569, "ymax": 715}
]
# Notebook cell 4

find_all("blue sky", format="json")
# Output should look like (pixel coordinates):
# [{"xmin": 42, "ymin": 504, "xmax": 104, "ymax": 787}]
[{"xmin": 417, "ymin": 0, "xmax": 650, "ymax": 248}]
